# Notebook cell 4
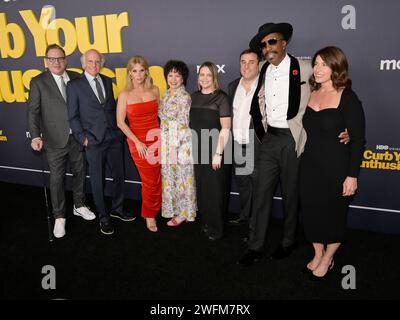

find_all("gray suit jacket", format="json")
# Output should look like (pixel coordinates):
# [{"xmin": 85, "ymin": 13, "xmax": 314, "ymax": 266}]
[
  {"xmin": 250, "ymin": 54, "xmax": 312, "ymax": 156},
  {"xmin": 27, "ymin": 70, "xmax": 80, "ymax": 148}
]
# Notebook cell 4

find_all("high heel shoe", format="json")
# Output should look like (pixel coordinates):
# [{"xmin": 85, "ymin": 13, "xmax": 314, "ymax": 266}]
[
  {"xmin": 309, "ymin": 260, "xmax": 334, "ymax": 281},
  {"xmin": 167, "ymin": 216, "xmax": 186, "ymax": 227},
  {"xmin": 145, "ymin": 218, "xmax": 158, "ymax": 232}
]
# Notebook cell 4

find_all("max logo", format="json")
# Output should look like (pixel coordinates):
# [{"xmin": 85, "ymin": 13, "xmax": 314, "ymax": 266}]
[{"xmin": 196, "ymin": 65, "xmax": 226, "ymax": 74}]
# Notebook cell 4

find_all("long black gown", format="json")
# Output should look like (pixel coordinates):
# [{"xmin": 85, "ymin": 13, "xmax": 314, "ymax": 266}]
[
  {"xmin": 299, "ymin": 88, "xmax": 365, "ymax": 243},
  {"xmin": 190, "ymin": 90, "xmax": 231, "ymax": 239}
]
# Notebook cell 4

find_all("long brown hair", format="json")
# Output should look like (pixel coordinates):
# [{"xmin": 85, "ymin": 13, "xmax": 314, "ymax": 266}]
[
  {"xmin": 309, "ymin": 46, "xmax": 352, "ymax": 91},
  {"xmin": 125, "ymin": 55, "xmax": 153, "ymax": 90},
  {"xmin": 197, "ymin": 61, "xmax": 220, "ymax": 91}
]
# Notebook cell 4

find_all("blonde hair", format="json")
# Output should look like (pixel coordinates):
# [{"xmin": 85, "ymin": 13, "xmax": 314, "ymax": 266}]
[
  {"xmin": 125, "ymin": 55, "xmax": 153, "ymax": 90},
  {"xmin": 197, "ymin": 61, "xmax": 220, "ymax": 91}
]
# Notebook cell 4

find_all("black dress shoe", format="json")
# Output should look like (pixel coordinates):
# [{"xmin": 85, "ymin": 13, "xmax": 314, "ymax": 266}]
[
  {"xmin": 200, "ymin": 224, "xmax": 209, "ymax": 234},
  {"xmin": 309, "ymin": 260, "xmax": 334, "ymax": 281},
  {"xmin": 237, "ymin": 250, "xmax": 262, "ymax": 265},
  {"xmin": 208, "ymin": 235, "xmax": 221, "ymax": 241},
  {"xmin": 228, "ymin": 217, "xmax": 248, "ymax": 226},
  {"xmin": 100, "ymin": 220, "xmax": 114, "ymax": 235},
  {"xmin": 270, "ymin": 243, "xmax": 297, "ymax": 260},
  {"xmin": 110, "ymin": 211, "xmax": 136, "ymax": 222}
]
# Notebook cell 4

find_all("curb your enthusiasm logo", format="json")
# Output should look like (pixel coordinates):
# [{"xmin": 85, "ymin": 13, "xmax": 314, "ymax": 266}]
[
  {"xmin": 0, "ymin": 7, "xmax": 168, "ymax": 104},
  {"xmin": 361, "ymin": 147, "xmax": 400, "ymax": 171}
]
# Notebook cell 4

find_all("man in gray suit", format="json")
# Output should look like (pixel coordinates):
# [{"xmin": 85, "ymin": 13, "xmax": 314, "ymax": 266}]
[{"xmin": 27, "ymin": 44, "xmax": 95, "ymax": 239}]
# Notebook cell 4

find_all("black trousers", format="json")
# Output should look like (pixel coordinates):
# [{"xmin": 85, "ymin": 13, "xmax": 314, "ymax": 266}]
[
  {"xmin": 248, "ymin": 128, "xmax": 299, "ymax": 251},
  {"xmin": 233, "ymin": 137, "xmax": 261, "ymax": 221},
  {"xmin": 46, "ymin": 135, "xmax": 86, "ymax": 219},
  {"xmin": 85, "ymin": 130, "xmax": 125, "ymax": 223}
]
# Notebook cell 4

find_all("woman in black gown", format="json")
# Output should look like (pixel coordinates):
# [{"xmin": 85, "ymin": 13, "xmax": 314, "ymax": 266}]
[
  {"xmin": 299, "ymin": 47, "xmax": 365, "ymax": 279},
  {"xmin": 190, "ymin": 62, "xmax": 231, "ymax": 240}
]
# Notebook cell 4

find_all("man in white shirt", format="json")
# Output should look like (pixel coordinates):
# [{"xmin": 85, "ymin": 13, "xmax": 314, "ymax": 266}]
[
  {"xmin": 228, "ymin": 49, "xmax": 265, "ymax": 226},
  {"xmin": 238, "ymin": 22, "xmax": 348, "ymax": 264},
  {"xmin": 27, "ymin": 44, "xmax": 95, "ymax": 239}
]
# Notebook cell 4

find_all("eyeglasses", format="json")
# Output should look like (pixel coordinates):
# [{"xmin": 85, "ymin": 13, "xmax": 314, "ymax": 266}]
[
  {"xmin": 46, "ymin": 57, "xmax": 66, "ymax": 63},
  {"xmin": 259, "ymin": 38, "xmax": 283, "ymax": 49}
]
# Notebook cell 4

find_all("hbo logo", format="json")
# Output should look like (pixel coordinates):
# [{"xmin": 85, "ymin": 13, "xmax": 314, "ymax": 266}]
[{"xmin": 376, "ymin": 145, "xmax": 389, "ymax": 150}]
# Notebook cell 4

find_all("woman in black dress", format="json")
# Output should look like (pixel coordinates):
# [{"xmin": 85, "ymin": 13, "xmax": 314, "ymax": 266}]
[
  {"xmin": 299, "ymin": 47, "xmax": 365, "ymax": 279},
  {"xmin": 190, "ymin": 62, "xmax": 231, "ymax": 240}
]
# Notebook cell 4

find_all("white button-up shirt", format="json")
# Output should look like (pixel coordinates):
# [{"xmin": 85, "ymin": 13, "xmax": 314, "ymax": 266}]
[
  {"xmin": 51, "ymin": 71, "xmax": 72, "ymax": 134},
  {"xmin": 233, "ymin": 76, "xmax": 258, "ymax": 144},
  {"xmin": 51, "ymin": 71, "xmax": 70, "ymax": 95},
  {"xmin": 265, "ymin": 54, "xmax": 290, "ymax": 128},
  {"xmin": 84, "ymin": 71, "xmax": 106, "ymax": 103}
]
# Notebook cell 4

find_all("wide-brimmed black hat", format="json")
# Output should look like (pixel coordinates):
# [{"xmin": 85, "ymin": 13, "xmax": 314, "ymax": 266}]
[{"xmin": 249, "ymin": 22, "xmax": 293, "ymax": 51}]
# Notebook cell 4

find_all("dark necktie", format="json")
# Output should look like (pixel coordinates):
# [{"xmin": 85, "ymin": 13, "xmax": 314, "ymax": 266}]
[
  {"xmin": 94, "ymin": 77, "xmax": 105, "ymax": 104},
  {"xmin": 59, "ymin": 75, "xmax": 67, "ymax": 102}
]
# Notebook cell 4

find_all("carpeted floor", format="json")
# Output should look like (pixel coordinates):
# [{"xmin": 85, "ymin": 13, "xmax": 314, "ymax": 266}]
[{"xmin": 1, "ymin": 182, "xmax": 399, "ymax": 301}]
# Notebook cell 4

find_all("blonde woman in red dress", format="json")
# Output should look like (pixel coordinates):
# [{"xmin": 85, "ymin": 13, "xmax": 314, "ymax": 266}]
[{"xmin": 117, "ymin": 55, "xmax": 161, "ymax": 232}]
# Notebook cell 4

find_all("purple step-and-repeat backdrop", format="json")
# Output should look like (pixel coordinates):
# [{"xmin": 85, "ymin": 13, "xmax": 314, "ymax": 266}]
[{"xmin": 0, "ymin": 0, "xmax": 399, "ymax": 233}]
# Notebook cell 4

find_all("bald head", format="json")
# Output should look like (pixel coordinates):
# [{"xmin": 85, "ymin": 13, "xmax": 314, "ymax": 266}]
[{"xmin": 81, "ymin": 49, "xmax": 105, "ymax": 77}]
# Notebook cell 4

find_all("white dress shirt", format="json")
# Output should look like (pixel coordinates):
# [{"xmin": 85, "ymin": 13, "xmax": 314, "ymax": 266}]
[
  {"xmin": 51, "ymin": 71, "xmax": 72, "ymax": 134},
  {"xmin": 233, "ymin": 76, "xmax": 258, "ymax": 144},
  {"xmin": 84, "ymin": 71, "xmax": 106, "ymax": 103},
  {"xmin": 51, "ymin": 71, "xmax": 70, "ymax": 97},
  {"xmin": 265, "ymin": 54, "xmax": 290, "ymax": 128}
]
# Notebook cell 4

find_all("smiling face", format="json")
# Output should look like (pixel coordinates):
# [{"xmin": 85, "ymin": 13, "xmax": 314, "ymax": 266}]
[
  {"xmin": 46, "ymin": 48, "xmax": 67, "ymax": 76},
  {"xmin": 129, "ymin": 63, "xmax": 147, "ymax": 86},
  {"xmin": 167, "ymin": 69, "xmax": 183, "ymax": 91},
  {"xmin": 83, "ymin": 50, "xmax": 102, "ymax": 77},
  {"xmin": 198, "ymin": 66, "xmax": 215, "ymax": 92},
  {"xmin": 313, "ymin": 55, "xmax": 333, "ymax": 86},
  {"xmin": 260, "ymin": 32, "xmax": 287, "ymax": 66},
  {"xmin": 240, "ymin": 52, "xmax": 259, "ymax": 81}
]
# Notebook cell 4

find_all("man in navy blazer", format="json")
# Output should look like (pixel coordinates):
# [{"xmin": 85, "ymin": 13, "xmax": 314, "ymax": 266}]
[{"xmin": 67, "ymin": 49, "xmax": 134, "ymax": 235}]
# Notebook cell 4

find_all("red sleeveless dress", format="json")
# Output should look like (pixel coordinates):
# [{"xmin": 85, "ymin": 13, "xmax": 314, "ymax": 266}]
[{"xmin": 126, "ymin": 100, "xmax": 161, "ymax": 218}]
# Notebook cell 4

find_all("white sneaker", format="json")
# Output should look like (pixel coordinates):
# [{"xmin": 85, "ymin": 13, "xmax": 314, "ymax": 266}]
[
  {"xmin": 53, "ymin": 218, "xmax": 66, "ymax": 238},
  {"xmin": 73, "ymin": 205, "xmax": 96, "ymax": 220}
]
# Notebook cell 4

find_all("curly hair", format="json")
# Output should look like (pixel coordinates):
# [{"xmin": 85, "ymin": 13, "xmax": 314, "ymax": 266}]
[{"xmin": 164, "ymin": 60, "xmax": 189, "ymax": 86}]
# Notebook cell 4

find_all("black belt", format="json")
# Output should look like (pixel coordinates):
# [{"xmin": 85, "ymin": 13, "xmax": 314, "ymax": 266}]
[{"xmin": 267, "ymin": 126, "xmax": 291, "ymax": 135}]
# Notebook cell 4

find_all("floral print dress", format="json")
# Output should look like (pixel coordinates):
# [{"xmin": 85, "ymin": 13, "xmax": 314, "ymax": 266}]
[{"xmin": 159, "ymin": 86, "xmax": 197, "ymax": 220}]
